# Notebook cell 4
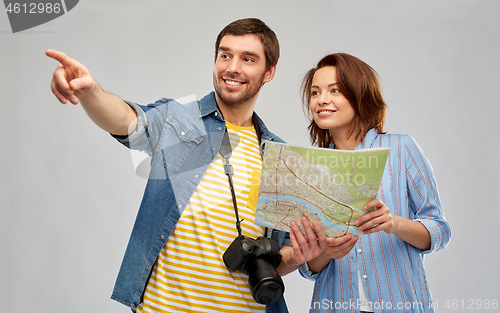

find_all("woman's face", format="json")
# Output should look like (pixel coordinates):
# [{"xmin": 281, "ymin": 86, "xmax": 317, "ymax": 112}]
[{"xmin": 309, "ymin": 66, "xmax": 355, "ymax": 136}]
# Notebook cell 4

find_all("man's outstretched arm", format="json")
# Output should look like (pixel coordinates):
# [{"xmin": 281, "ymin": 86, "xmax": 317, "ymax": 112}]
[{"xmin": 46, "ymin": 49, "xmax": 137, "ymax": 136}]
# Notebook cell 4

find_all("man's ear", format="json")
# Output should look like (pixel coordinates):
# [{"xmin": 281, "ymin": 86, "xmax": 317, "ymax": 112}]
[{"xmin": 262, "ymin": 65, "xmax": 277, "ymax": 84}]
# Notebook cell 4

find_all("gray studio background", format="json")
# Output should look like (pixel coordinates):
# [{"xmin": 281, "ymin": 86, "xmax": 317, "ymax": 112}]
[{"xmin": 1, "ymin": 0, "xmax": 499, "ymax": 312}]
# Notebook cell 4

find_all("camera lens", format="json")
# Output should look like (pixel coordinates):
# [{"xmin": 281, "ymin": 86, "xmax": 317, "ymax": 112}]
[{"xmin": 246, "ymin": 258, "xmax": 284, "ymax": 305}]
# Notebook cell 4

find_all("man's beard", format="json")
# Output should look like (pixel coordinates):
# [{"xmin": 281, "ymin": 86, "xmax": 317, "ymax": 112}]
[{"xmin": 213, "ymin": 72, "xmax": 265, "ymax": 107}]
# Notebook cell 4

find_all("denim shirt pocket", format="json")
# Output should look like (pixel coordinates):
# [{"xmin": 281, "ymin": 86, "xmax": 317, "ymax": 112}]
[{"xmin": 157, "ymin": 113, "xmax": 205, "ymax": 172}]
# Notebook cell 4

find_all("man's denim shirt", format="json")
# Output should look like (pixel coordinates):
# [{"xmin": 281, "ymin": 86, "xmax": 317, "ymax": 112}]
[{"xmin": 111, "ymin": 92, "xmax": 289, "ymax": 313}]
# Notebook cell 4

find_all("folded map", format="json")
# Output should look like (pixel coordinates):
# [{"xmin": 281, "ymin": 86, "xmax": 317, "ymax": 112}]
[{"xmin": 255, "ymin": 141, "xmax": 389, "ymax": 237}]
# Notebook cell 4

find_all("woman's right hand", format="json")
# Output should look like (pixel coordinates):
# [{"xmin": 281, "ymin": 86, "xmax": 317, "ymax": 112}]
[
  {"xmin": 323, "ymin": 234, "xmax": 359, "ymax": 259},
  {"xmin": 306, "ymin": 233, "xmax": 359, "ymax": 274}
]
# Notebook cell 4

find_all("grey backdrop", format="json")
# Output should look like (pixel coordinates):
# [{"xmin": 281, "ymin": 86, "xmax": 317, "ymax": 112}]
[{"xmin": 1, "ymin": 0, "xmax": 499, "ymax": 312}]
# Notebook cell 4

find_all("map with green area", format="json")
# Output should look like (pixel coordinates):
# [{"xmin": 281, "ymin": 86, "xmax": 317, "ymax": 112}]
[{"xmin": 255, "ymin": 141, "xmax": 389, "ymax": 237}]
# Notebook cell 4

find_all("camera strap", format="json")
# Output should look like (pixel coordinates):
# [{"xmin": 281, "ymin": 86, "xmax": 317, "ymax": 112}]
[
  {"xmin": 219, "ymin": 128, "xmax": 278, "ymax": 246},
  {"xmin": 219, "ymin": 128, "xmax": 243, "ymax": 237}
]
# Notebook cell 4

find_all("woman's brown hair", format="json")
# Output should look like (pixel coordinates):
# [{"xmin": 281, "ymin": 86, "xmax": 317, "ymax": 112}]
[{"xmin": 301, "ymin": 53, "xmax": 387, "ymax": 148}]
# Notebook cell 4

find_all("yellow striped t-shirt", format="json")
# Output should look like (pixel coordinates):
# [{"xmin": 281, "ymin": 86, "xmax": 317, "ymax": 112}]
[{"xmin": 137, "ymin": 122, "xmax": 266, "ymax": 313}]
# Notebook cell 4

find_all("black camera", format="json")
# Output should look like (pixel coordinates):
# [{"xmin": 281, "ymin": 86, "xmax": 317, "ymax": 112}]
[{"xmin": 223, "ymin": 235, "xmax": 284, "ymax": 305}]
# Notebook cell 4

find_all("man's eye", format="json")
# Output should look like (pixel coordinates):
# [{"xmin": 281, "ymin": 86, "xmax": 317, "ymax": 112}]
[{"xmin": 244, "ymin": 58, "xmax": 253, "ymax": 62}]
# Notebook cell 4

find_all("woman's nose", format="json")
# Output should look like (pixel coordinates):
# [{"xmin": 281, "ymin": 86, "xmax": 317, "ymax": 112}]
[{"xmin": 319, "ymin": 91, "xmax": 330, "ymax": 104}]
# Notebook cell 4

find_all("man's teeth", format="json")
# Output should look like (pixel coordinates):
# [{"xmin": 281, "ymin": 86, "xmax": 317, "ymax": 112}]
[{"xmin": 226, "ymin": 80, "xmax": 242, "ymax": 86}]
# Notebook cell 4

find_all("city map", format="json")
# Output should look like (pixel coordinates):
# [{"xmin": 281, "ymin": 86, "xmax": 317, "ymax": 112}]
[{"xmin": 255, "ymin": 141, "xmax": 389, "ymax": 237}]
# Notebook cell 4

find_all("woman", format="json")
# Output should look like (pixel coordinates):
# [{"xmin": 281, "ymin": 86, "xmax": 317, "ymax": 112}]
[{"xmin": 298, "ymin": 53, "xmax": 450, "ymax": 313}]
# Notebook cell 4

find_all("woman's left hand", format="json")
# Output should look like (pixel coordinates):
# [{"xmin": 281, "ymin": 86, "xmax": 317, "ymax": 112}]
[{"xmin": 354, "ymin": 199, "xmax": 396, "ymax": 235}]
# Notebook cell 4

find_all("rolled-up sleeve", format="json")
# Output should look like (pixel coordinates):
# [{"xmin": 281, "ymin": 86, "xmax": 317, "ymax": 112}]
[
  {"xmin": 298, "ymin": 261, "xmax": 323, "ymax": 281},
  {"xmin": 111, "ymin": 99, "xmax": 169, "ymax": 156},
  {"xmin": 404, "ymin": 135, "xmax": 451, "ymax": 253},
  {"xmin": 111, "ymin": 101, "xmax": 148, "ymax": 145}
]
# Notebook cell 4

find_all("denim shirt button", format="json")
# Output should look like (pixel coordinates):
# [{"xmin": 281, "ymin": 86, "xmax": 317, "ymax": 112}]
[
  {"xmin": 146, "ymin": 266, "xmax": 150, "ymax": 270},
  {"xmin": 195, "ymin": 175, "xmax": 199, "ymax": 179},
  {"xmin": 178, "ymin": 204, "xmax": 182, "ymax": 209},
  {"xmin": 161, "ymin": 235, "xmax": 165, "ymax": 239}
]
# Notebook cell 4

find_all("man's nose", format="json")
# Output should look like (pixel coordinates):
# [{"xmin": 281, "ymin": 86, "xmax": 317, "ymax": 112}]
[{"xmin": 227, "ymin": 59, "xmax": 241, "ymax": 75}]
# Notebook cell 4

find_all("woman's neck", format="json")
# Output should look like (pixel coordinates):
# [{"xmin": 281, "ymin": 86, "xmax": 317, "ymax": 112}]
[{"xmin": 330, "ymin": 129, "xmax": 361, "ymax": 150}]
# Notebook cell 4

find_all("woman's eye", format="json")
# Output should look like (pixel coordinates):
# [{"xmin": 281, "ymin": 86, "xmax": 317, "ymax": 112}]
[{"xmin": 311, "ymin": 91, "xmax": 319, "ymax": 96}]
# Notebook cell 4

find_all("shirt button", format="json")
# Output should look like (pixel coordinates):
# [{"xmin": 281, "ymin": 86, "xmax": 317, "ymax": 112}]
[
  {"xmin": 161, "ymin": 235, "xmax": 165, "ymax": 239},
  {"xmin": 215, "ymin": 112, "xmax": 218, "ymax": 116},
  {"xmin": 195, "ymin": 175, "xmax": 199, "ymax": 179},
  {"xmin": 181, "ymin": 131, "xmax": 185, "ymax": 136},
  {"xmin": 146, "ymin": 266, "xmax": 150, "ymax": 270},
  {"xmin": 363, "ymin": 275, "xmax": 367, "ymax": 279},
  {"xmin": 218, "ymin": 127, "xmax": 222, "ymax": 131},
  {"xmin": 357, "ymin": 249, "xmax": 362, "ymax": 253},
  {"xmin": 178, "ymin": 204, "xmax": 182, "ymax": 209},
  {"xmin": 212, "ymin": 148, "xmax": 216, "ymax": 151}
]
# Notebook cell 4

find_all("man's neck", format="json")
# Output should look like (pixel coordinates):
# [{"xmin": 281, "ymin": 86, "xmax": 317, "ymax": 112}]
[{"xmin": 215, "ymin": 95, "xmax": 256, "ymax": 127}]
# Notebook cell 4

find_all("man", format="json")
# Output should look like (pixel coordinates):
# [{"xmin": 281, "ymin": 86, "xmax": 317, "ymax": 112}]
[{"xmin": 47, "ymin": 18, "xmax": 326, "ymax": 312}]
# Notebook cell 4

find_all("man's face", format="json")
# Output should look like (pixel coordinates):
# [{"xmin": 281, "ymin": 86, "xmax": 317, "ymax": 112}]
[{"xmin": 213, "ymin": 34, "xmax": 275, "ymax": 107}]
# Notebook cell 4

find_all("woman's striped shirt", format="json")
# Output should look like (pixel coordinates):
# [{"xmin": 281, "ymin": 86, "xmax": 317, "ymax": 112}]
[{"xmin": 300, "ymin": 129, "xmax": 451, "ymax": 313}]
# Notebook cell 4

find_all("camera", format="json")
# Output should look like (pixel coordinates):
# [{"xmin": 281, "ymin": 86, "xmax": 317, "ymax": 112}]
[{"xmin": 223, "ymin": 235, "xmax": 284, "ymax": 305}]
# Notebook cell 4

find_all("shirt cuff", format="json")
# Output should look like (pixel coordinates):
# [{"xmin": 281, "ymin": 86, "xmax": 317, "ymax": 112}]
[
  {"xmin": 298, "ymin": 262, "xmax": 320, "ymax": 281},
  {"xmin": 415, "ymin": 218, "xmax": 442, "ymax": 253},
  {"xmin": 111, "ymin": 100, "xmax": 148, "ymax": 146},
  {"xmin": 281, "ymin": 236, "xmax": 291, "ymax": 247}
]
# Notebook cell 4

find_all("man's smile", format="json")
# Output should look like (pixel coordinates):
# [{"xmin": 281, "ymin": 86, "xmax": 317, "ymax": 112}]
[{"xmin": 224, "ymin": 78, "xmax": 245, "ymax": 88}]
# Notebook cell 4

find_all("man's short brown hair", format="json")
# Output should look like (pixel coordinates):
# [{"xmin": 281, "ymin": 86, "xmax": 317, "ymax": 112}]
[{"xmin": 215, "ymin": 18, "xmax": 280, "ymax": 70}]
